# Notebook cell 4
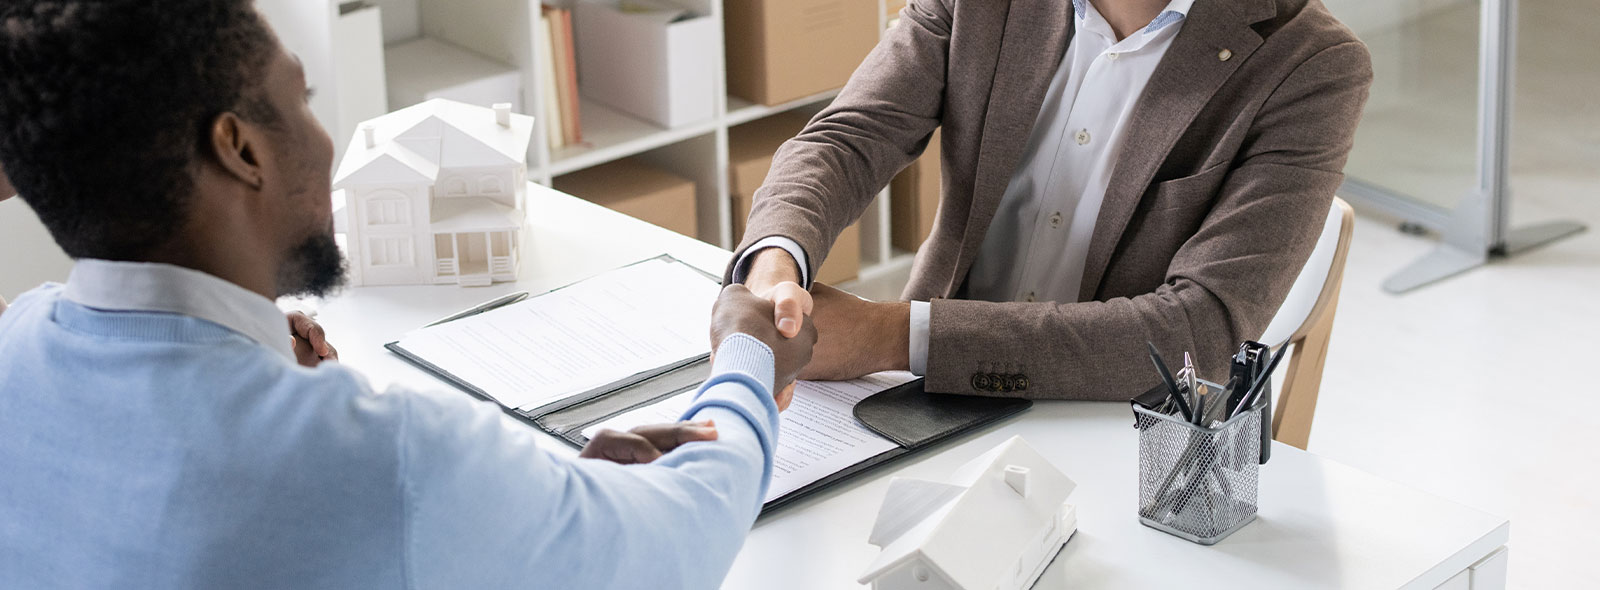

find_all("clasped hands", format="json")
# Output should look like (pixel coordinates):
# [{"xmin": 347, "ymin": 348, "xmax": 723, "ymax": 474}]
[{"xmin": 738, "ymin": 247, "xmax": 910, "ymax": 382}]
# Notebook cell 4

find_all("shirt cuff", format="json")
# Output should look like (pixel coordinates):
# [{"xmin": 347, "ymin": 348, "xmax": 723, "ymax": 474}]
[
  {"xmin": 731, "ymin": 236, "xmax": 811, "ymax": 288},
  {"xmin": 909, "ymin": 300, "xmax": 930, "ymax": 376},
  {"xmin": 706, "ymin": 333, "xmax": 777, "ymax": 397}
]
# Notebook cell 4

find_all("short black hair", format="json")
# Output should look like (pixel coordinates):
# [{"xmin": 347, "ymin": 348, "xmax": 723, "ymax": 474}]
[{"xmin": 0, "ymin": 0, "xmax": 279, "ymax": 259}]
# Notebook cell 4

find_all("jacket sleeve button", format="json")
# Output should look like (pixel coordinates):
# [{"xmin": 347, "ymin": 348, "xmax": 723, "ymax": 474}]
[{"xmin": 972, "ymin": 373, "xmax": 991, "ymax": 391}]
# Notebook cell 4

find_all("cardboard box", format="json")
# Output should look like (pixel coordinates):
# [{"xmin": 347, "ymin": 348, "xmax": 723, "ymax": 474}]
[
  {"xmin": 729, "ymin": 112, "xmax": 860, "ymax": 283},
  {"xmin": 385, "ymin": 37, "xmax": 522, "ymax": 111},
  {"xmin": 554, "ymin": 157, "xmax": 698, "ymax": 238},
  {"xmin": 725, "ymin": 0, "xmax": 880, "ymax": 106},
  {"xmin": 890, "ymin": 127, "xmax": 941, "ymax": 253},
  {"xmin": 574, "ymin": 2, "xmax": 717, "ymax": 128}
]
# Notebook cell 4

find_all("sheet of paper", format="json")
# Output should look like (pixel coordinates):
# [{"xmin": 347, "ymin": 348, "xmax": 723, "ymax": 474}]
[
  {"xmin": 396, "ymin": 259, "xmax": 721, "ymax": 410},
  {"xmin": 583, "ymin": 372, "xmax": 917, "ymax": 503}
]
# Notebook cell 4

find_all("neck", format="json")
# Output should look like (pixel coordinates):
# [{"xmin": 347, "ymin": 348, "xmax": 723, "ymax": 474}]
[
  {"xmin": 1090, "ymin": 0, "xmax": 1170, "ymax": 40},
  {"xmin": 144, "ymin": 238, "xmax": 279, "ymax": 302},
  {"xmin": 144, "ymin": 186, "xmax": 282, "ymax": 302}
]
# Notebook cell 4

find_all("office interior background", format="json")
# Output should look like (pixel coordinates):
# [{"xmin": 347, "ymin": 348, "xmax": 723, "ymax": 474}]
[{"xmin": 0, "ymin": 0, "xmax": 1593, "ymax": 587}]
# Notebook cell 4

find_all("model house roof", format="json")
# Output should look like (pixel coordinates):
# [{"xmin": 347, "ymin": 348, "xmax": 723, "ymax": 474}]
[
  {"xmin": 859, "ymin": 436, "xmax": 1076, "ymax": 588},
  {"xmin": 333, "ymin": 98, "xmax": 535, "ymax": 188}
]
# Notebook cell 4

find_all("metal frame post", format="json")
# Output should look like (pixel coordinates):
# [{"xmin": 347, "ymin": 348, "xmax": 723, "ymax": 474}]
[{"xmin": 1339, "ymin": 0, "xmax": 1585, "ymax": 294}]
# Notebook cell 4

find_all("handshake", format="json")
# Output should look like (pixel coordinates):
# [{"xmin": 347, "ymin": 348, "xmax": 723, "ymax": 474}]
[
  {"xmin": 581, "ymin": 247, "xmax": 911, "ymax": 464},
  {"xmin": 709, "ymin": 246, "xmax": 913, "ymax": 407}
]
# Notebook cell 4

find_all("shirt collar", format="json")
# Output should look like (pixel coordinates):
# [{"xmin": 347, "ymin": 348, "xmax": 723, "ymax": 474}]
[
  {"xmin": 63, "ymin": 259, "xmax": 295, "ymax": 361},
  {"xmin": 1073, "ymin": 0, "xmax": 1195, "ymax": 35}
]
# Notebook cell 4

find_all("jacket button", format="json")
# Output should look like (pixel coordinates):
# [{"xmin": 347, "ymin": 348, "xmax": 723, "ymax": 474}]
[
  {"xmin": 1015, "ymin": 375, "xmax": 1029, "ymax": 391},
  {"xmin": 972, "ymin": 373, "xmax": 991, "ymax": 391},
  {"xmin": 999, "ymin": 376, "xmax": 1014, "ymax": 392},
  {"xmin": 990, "ymin": 373, "xmax": 1005, "ymax": 392}
]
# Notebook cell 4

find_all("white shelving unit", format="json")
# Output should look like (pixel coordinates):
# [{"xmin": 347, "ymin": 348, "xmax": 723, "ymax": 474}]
[{"xmin": 264, "ymin": 0, "xmax": 918, "ymax": 281}]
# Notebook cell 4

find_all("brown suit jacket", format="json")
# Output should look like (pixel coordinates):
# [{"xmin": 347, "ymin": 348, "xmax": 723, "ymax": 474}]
[{"xmin": 730, "ymin": 0, "xmax": 1372, "ymax": 400}]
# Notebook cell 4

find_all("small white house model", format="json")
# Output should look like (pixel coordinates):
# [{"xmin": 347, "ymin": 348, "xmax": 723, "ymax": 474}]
[
  {"xmin": 859, "ymin": 436, "xmax": 1078, "ymax": 590},
  {"xmin": 333, "ymin": 98, "xmax": 535, "ymax": 287}
]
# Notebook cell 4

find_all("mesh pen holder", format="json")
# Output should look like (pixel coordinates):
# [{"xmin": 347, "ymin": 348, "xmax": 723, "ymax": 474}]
[{"xmin": 1134, "ymin": 392, "xmax": 1263, "ymax": 545}]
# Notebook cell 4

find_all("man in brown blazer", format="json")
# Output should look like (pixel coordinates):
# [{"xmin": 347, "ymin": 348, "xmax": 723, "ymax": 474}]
[{"xmin": 728, "ymin": 0, "xmax": 1372, "ymax": 400}]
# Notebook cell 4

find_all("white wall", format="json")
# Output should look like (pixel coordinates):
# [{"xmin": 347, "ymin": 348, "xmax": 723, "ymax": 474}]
[
  {"xmin": 258, "ymin": 1, "xmax": 339, "ymax": 145},
  {"xmin": 0, "ymin": 198, "xmax": 73, "ymax": 301},
  {"xmin": 370, "ymin": 0, "xmax": 421, "ymax": 44}
]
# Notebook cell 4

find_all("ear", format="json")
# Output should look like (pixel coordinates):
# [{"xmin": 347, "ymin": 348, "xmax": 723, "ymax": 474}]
[{"xmin": 207, "ymin": 112, "xmax": 268, "ymax": 191}]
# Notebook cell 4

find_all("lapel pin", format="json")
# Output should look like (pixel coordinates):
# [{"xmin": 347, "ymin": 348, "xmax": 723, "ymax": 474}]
[{"xmin": 1218, "ymin": 48, "xmax": 1234, "ymax": 61}]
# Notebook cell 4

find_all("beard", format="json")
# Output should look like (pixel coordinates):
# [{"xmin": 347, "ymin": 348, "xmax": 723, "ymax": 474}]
[{"xmin": 275, "ymin": 229, "xmax": 347, "ymax": 298}]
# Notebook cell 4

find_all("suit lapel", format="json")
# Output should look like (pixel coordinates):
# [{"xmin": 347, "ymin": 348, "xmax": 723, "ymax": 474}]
[
  {"xmin": 946, "ymin": 0, "xmax": 1073, "ymax": 295},
  {"xmin": 1075, "ymin": 1, "xmax": 1268, "ymax": 302}
]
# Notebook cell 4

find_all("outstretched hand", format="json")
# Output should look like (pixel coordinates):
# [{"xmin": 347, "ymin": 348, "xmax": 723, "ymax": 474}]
[
  {"xmin": 580, "ymin": 420, "xmax": 719, "ymax": 465},
  {"xmin": 797, "ymin": 282, "xmax": 910, "ymax": 381}
]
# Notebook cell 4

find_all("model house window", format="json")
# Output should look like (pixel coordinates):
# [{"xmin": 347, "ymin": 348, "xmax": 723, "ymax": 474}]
[
  {"xmin": 480, "ymin": 176, "xmax": 504, "ymax": 195},
  {"xmin": 367, "ymin": 236, "xmax": 413, "ymax": 267},
  {"xmin": 366, "ymin": 194, "xmax": 410, "ymax": 227},
  {"xmin": 444, "ymin": 177, "xmax": 467, "ymax": 196}
]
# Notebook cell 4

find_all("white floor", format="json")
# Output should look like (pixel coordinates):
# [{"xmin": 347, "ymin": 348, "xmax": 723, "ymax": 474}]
[
  {"xmin": 845, "ymin": 2, "xmax": 1600, "ymax": 586},
  {"xmin": 1321, "ymin": 3, "xmax": 1598, "ymax": 585}
]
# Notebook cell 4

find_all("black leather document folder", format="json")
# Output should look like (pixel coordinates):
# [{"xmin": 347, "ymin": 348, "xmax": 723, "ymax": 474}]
[{"xmin": 535, "ymin": 364, "xmax": 1032, "ymax": 514}]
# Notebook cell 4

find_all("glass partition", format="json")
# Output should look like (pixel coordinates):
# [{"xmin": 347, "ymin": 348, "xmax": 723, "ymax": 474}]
[{"xmin": 1328, "ymin": 0, "xmax": 1483, "ymax": 212}]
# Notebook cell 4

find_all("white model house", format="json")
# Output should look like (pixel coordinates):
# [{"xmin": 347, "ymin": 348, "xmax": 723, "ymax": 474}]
[
  {"xmin": 333, "ymin": 98, "xmax": 535, "ymax": 287},
  {"xmin": 859, "ymin": 436, "xmax": 1078, "ymax": 590}
]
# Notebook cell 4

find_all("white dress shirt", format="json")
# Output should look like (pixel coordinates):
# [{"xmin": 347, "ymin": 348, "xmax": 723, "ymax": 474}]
[
  {"xmin": 733, "ymin": 0, "xmax": 1193, "ymax": 375},
  {"xmin": 908, "ymin": 0, "xmax": 1193, "ymax": 374}
]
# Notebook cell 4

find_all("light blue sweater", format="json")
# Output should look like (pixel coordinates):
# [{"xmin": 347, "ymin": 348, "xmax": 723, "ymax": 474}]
[{"xmin": 0, "ymin": 261, "xmax": 779, "ymax": 589}]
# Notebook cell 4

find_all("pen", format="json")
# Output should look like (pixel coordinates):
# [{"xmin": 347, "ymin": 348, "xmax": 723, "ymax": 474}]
[
  {"xmin": 424, "ymin": 291, "xmax": 531, "ymax": 327},
  {"xmin": 1147, "ymin": 343, "xmax": 1182, "ymax": 396}
]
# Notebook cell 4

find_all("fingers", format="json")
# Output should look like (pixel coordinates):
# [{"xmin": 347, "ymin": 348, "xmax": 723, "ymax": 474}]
[
  {"xmin": 775, "ymin": 382, "xmax": 795, "ymax": 412},
  {"xmin": 579, "ymin": 429, "xmax": 664, "ymax": 465},
  {"xmin": 711, "ymin": 283, "xmax": 778, "ymax": 351},
  {"xmin": 767, "ymin": 282, "xmax": 813, "ymax": 339},
  {"xmin": 629, "ymin": 420, "xmax": 718, "ymax": 453},
  {"xmin": 291, "ymin": 335, "xmax": 320, "ymax": 368},
  {"xmin": 286, "ymin": 311, "xmax": 333, "ymax": 358}
]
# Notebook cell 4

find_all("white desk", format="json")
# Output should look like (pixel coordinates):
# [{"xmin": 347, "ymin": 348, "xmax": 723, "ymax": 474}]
[{"xmin": 311, "ymin": 184, "xmax": 1510, "ymax": 590}]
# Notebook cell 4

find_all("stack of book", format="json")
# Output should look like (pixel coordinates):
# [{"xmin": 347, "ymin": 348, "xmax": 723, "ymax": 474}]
[{"xmin": 538, "ymin": 5, "xmax": 582, "ymax": 152}]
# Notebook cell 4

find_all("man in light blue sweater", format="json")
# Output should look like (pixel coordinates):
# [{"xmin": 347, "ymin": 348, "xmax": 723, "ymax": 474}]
[{"xmin": 0, "ymin": 1, "xmax": 816, "ymax": 588}]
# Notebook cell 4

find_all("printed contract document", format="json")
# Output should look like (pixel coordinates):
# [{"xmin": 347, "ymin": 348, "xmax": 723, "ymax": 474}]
[
  {"xmin": 391, "ymin": 258, "xmax": 722, "ymax": 411},
  {"xmin": 584, "ymin": 372, "xmax": 918, "ymax": 502}
]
